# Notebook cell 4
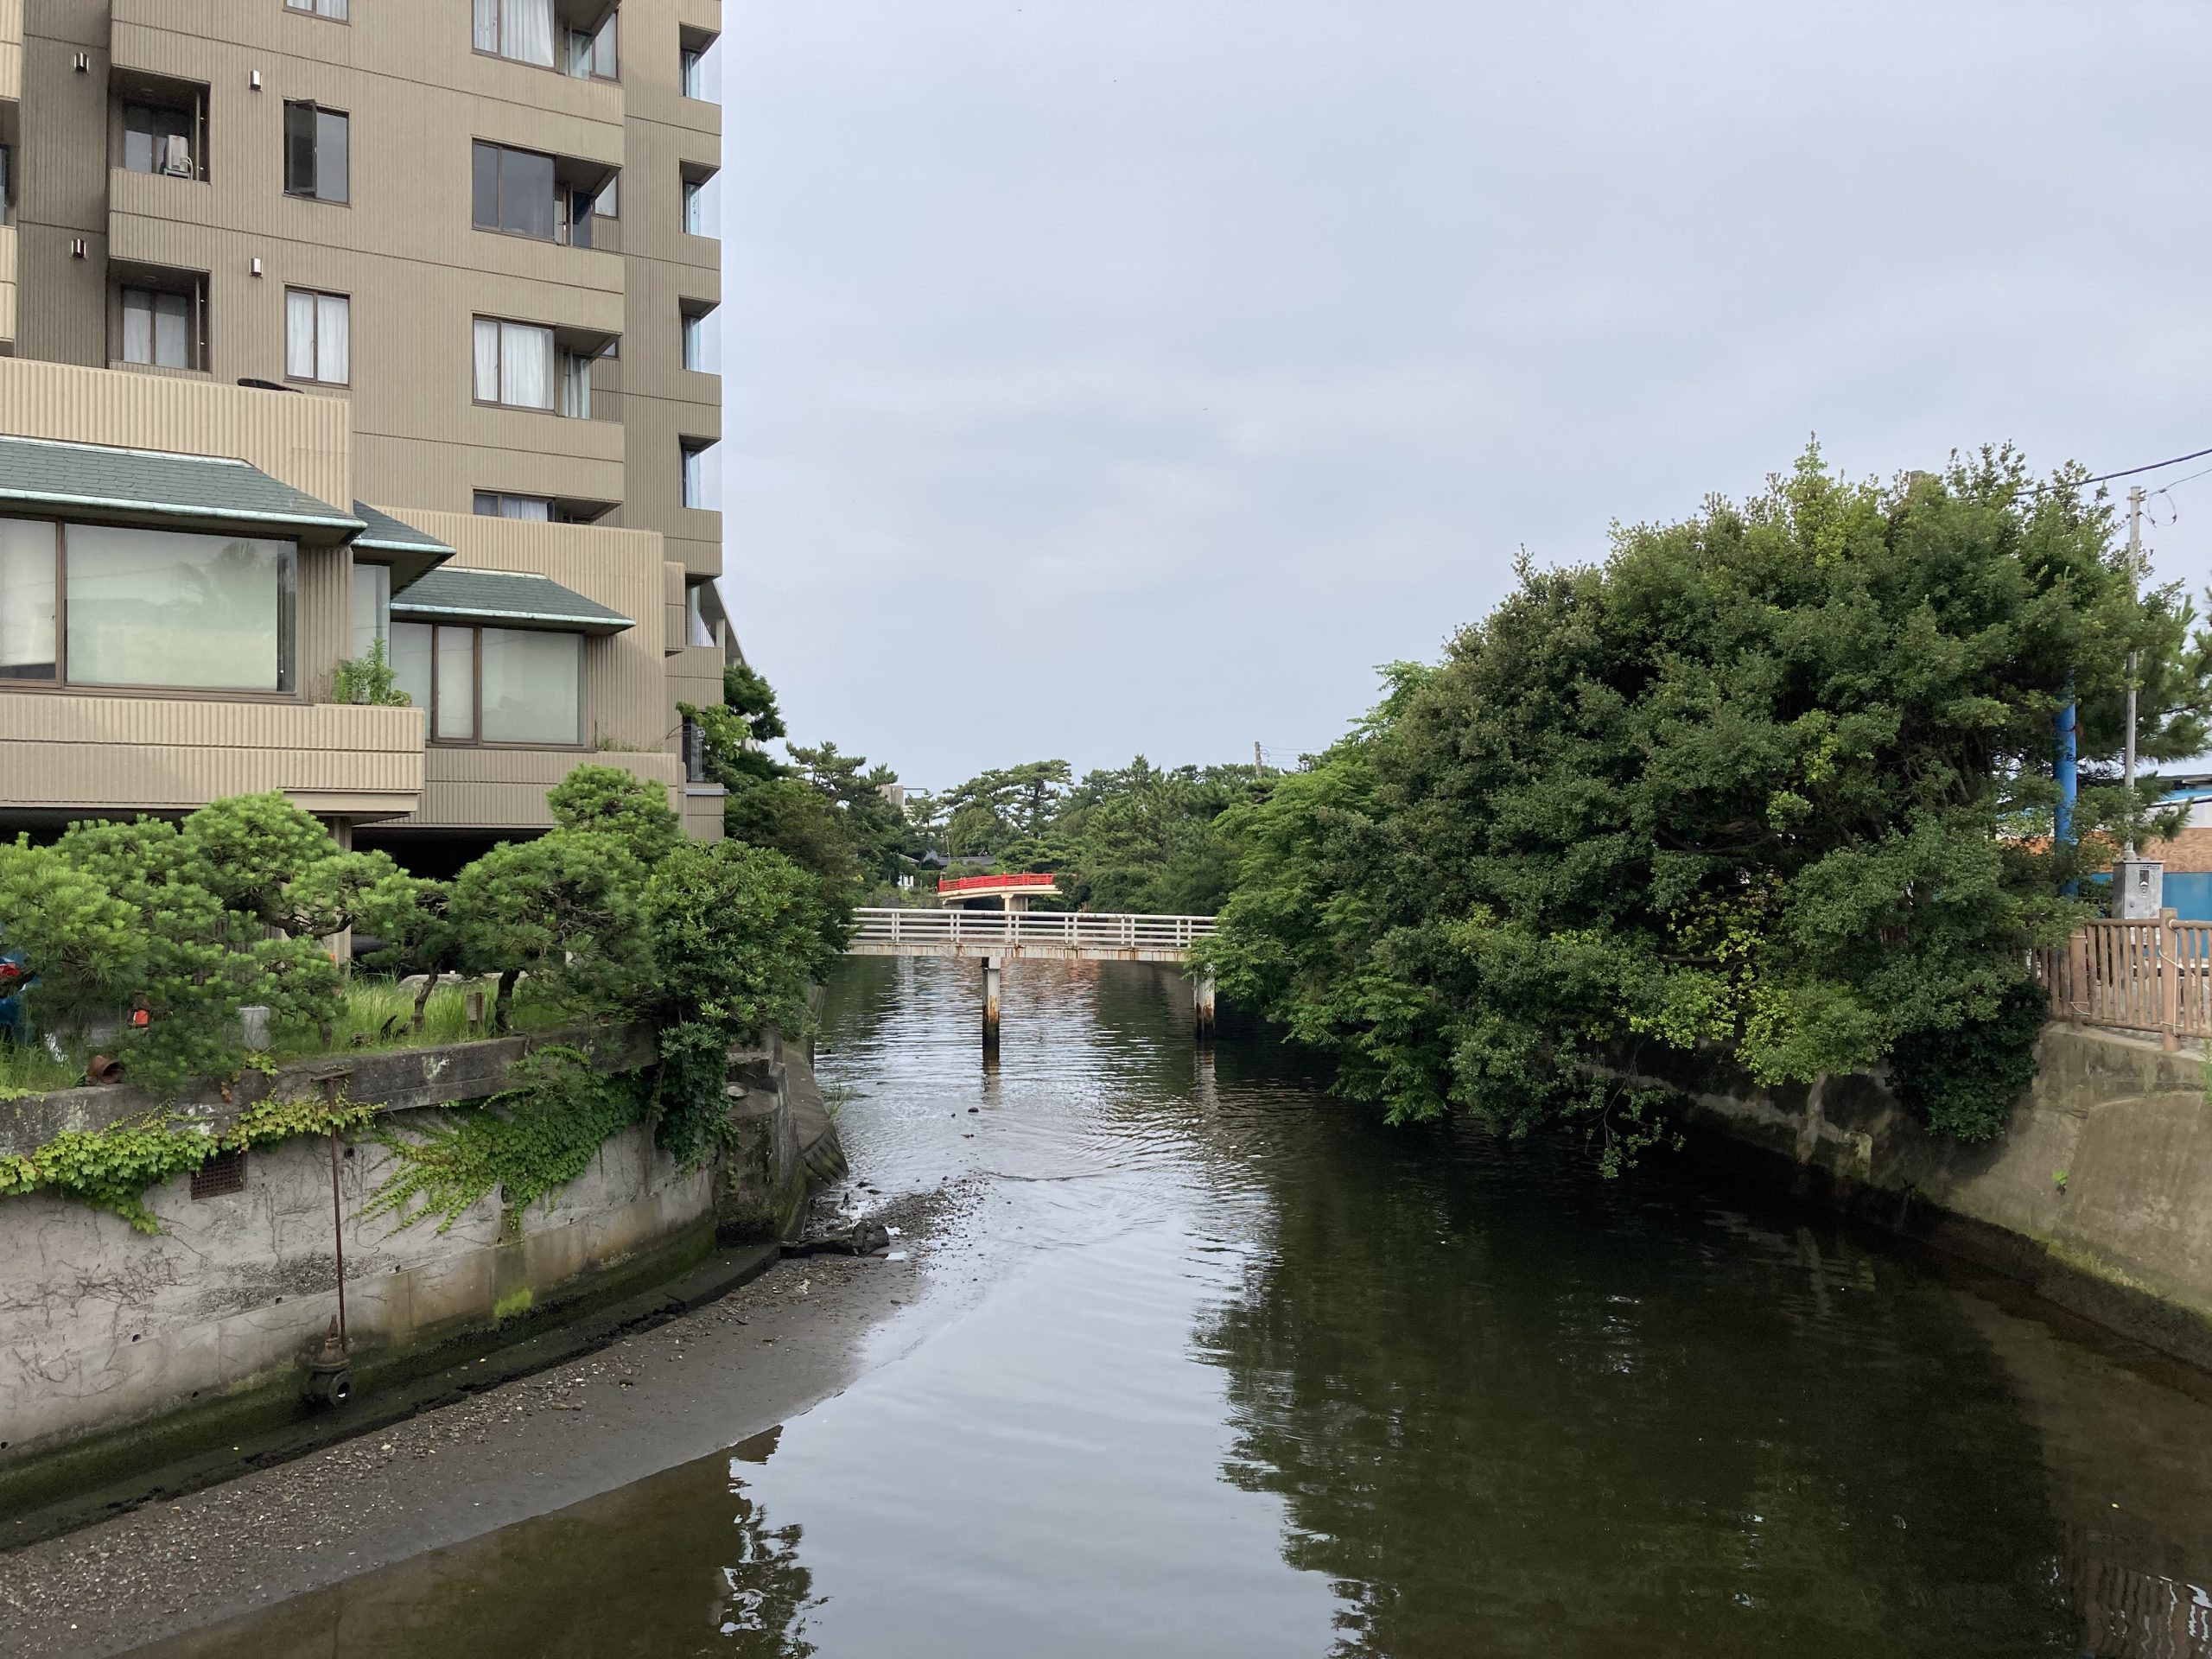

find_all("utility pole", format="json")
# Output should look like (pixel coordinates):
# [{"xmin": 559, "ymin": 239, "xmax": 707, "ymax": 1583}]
[
  {"xmin": 1255, "ymin": 741, "xmax": 1264, "ymax": 781},
  {"xmin": 2125, "ymin": 485, "xmax": 2144, "ymax": 859}
]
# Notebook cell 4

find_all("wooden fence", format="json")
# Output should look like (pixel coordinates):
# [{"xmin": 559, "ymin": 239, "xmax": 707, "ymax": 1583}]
[{"xmin": 2042, "ymin": 912, "xmax": 2212, "ymax": 1051}]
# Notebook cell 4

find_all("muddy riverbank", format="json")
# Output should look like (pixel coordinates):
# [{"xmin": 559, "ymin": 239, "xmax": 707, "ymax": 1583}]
[{"xmin": 0, "ymin": 1183, "xmax": 970, "ymax": 1658}]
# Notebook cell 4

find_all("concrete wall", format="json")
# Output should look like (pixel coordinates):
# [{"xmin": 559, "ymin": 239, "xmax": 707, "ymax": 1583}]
[
  {"xmin": 0, "ymin": 1027, "xmax": 828, "ymax": 1491},
  {"xmin": 1646, "ymin": 1024, "xmax": 2212, "ymax": 1368}
]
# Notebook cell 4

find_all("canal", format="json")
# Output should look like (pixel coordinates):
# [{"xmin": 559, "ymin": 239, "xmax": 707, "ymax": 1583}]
[{"xmin": 137, "ymin": 957, "xmax": 2212, "ymax": 1657}]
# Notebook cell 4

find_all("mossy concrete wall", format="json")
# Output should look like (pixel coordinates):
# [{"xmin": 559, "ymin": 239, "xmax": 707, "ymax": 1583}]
[
  {"xmin": 1637, "ymin": 1025, "xmax": 2212, "ymax": 1368},
  {"xmin": 0, "ymin": 1031, "xmax": 834, "ymax": 1487}
]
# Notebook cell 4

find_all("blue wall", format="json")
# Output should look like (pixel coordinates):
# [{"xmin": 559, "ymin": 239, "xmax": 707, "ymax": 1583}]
[{"xmin": 2165, "ymin": 872, "xmax": 2212, "ymax": 921}]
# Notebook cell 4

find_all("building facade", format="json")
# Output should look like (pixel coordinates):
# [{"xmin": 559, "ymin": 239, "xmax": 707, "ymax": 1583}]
[{"xmin": 0, "ymin": 0, "xmax": 729, "ymax": 862}]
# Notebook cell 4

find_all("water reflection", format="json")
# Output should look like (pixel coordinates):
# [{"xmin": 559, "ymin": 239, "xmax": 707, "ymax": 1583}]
[
  {"xmin": 129, "ymin": 958, "xmax": 2212, "ymax": 1658},
  {"xmin": 135, "ymin": 1437, "xmax": 818, "ymax": 1658}
]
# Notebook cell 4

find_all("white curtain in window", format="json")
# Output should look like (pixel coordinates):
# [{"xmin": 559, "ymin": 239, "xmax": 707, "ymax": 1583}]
[
  {"xmin": 0, "ymin": 518, "xmax": 58, "ymax": 677},
  {"xmin": 502, "ymin": 321, "xmax": 554, "ymax": 409},
  {"xmin": 560, "ymin": 352, "xmax": 591, "ymax": 418},
  {"xmin": 473, "ymin": 0, "xmax": 500, "ymax": 52},
  {"xmin": 505, "ymin": 0, "xmax": 555, "ymax": 66},
  {"xmin": 153, "ymin": 293, "xmax": 190, "ymax": 369},
  {"xmin": 66, "ymin": 526, "xmax": 293, "ymax": 690},
  {"xmin": 317, "ymin": 292, "xmax": 350, "ymax": 384},
  {"xmin": 122, "ymin": 291, "xmax": 154, "ymax": 365},
  {"xmin": 286, "ymin": 289, "xmax": 316, "ymax": 379},
  {"xmin": 481, "ymin": 628, "xmax": 581, "ymax": 744},
  {"xmin": 499, "ymin": 496, "xmax": 553, "ymax": 522},
  {"xmin": 473, "ymin": 318, "xmax": 500, "ymax": 402}
]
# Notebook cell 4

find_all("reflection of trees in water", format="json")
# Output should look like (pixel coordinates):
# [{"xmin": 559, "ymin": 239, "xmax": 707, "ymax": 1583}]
[
  {"xmin": 1194, "ymin": 1107, "xmax": 2082, "ymax": 1658},
  {"xmin": 137, "ymin": 1444, "xmax": 820, "ymax": 1659}
]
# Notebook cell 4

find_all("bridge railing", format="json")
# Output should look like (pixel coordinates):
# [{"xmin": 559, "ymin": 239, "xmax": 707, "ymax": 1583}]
[{"xmin": 849, "ymin": 908, "xmax": 1217, "ymax": 953}]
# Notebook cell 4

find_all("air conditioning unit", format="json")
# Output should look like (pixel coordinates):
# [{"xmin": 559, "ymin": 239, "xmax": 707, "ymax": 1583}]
[{"xmin": 160, "ymin": 135, "xmax": 194, "ymax": 178}]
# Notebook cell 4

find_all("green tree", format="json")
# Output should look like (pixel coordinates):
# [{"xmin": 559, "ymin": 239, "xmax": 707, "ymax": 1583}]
[
  {"xmin": 1205, "ymin": 446, "xmax": 2212, "ymax": 1161},
  {"xmin": 547, "ymin": 764, "xmax": 683, "ymax": 867},
  {"xmin": 1055, "ymin": 756, "xmax": 1253, "ymax": 913},
  {"xmin": 643, "ymin": 840, "xmax": 835, "ymax": 1163},
  {"xmin": 937, "ymin": 760, "xmax": 1071, "ymax": 863},
  {"xmin": 446, "ymin": 832, "xmax": 651, "ymax": 1031}
]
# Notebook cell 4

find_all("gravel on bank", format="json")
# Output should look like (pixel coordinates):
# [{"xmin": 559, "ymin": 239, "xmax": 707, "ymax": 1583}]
[{"xmin": 1, "ymin": 1184, "xmax": 971, "ymax": 1659}]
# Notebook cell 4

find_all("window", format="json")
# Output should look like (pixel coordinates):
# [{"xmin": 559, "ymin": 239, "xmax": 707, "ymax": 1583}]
[
  {"xmin": 285, "ymin": 289, "xmax": 350, "ymax": 385},
  {"xmin": 474, "ymin": 492, "xmax": 553, "ymax": 519},
  {"xmin": 283, "ymin": 102, "xmax": 349, "ymax": 203},
  {"xmin": 566, "ymin": 11, "xmax": 617, "ymax": 79},
  {"xmin": 681, "ymin": 308, "xmax": 712, "ymax": 372},
  {"xmin": 284, "ymin": 0, "xmax": 349, "ymax": 18},
  {"xmin": 473, "ymin": 317, "xmax": 555, "ymax": 410},
  {"xmin": 474, "ymin": 0, "xmax": 556, "ymax": 67},
  {"xmin": 0, "ymin": 146, "xmax": 12, "ymax": 227},
  {"xmin": 121, "ymin": 285, "xmax": 200, "ymax": 370},
  {"xmin": 681, "ymin": 439, "xmax": 715, "ymax": 509},
  {"xmin": 472, "ymin": 141, "xmax": 557, "ymax": 240},
  {"xmin": 389, "ymin": 621, "xmax": 582, "ymax": 745},
  {"xmin": 350, "ymin": 561, "xmax": 390, "ymax": 660},
  {"xmin": 684, "ymin": 582, "xmax": 715, "ymax": 647},
  {"xmin": 679, "ymin": 38, "xmax": 715, "ymax": 99},
  {"xmin": 560, "ymin": 349, "xmax": 592, "ymax": 419},
  {"xmin": 122, "ymin": 99, "xmax": 202, "ymax": 181},
  {"xmin": 0, "ymin": 521, "xmax": 58, "ymax": 682},
  {"xmin": 0, "ymin": 520, "xmax": 296, "ymax": 693},
  {"xmin": 681, "ymin": 175, "xmax": 705, "ymax": 235},
  {"xmin": 592, "ymin": 173, "xmax": 619, "ymax": 219}
]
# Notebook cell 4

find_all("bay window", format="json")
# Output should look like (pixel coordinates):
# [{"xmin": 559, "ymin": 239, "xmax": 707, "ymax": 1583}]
[
  {"xmin": 389, "ymin": 620, "xmax": 582, "ymax": 746},
  {"xmin": 473, "ymin": 317, "xmax": 555, "ymax": 410},
  {"xmin": 0, "ymin": 519, "xmax": 296, "ymax": 693}
]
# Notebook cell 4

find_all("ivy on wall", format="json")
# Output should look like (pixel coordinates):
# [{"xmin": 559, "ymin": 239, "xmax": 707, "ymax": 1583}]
[
  {"xmin": 0, "ymin": 1090, "xmax": 380, "ymax": 1234},
  {"xmin": 362, "ymin": 1046, "xmax": 652, "ymax": 1234}
]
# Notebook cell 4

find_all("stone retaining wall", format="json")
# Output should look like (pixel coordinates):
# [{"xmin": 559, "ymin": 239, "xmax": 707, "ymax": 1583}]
[
  {"xmin": 1638, "ymin": 1025, "xmax": 2212, "ymax": 1367},
  {"xmin": 0, "ymin": 1027, "xmax": 831, "ymax": 1494}
]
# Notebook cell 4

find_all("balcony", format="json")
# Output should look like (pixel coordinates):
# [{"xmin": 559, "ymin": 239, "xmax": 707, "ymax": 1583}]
[{"xmin": 0, "ymin": 696, "xmax": 426, "ymax": 822}]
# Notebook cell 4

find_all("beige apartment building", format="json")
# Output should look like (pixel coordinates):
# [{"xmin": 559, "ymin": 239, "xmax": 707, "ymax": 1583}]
[{"xmin": 0, "ymin": 0, "xmax": 732, "ymax": 867}]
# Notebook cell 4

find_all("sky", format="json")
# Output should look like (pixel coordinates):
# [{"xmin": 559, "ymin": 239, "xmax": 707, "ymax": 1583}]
[{"xmin": 715, "ymin": 1, "xmax": 2212, "ymax": 794}]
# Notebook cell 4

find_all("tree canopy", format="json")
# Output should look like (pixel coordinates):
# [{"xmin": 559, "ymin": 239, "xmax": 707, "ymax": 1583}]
[{"xmin": 1204, "ymin": 446, "xmax": 2212, "ymax": 1161}]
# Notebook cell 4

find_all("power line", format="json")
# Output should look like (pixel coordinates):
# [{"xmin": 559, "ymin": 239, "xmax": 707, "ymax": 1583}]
[{"xmin": 2015, "ymin": 443, "xmax": 2212, "ymax": 499}]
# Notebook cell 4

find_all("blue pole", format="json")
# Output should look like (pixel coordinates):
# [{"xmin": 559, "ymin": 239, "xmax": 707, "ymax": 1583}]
[{"xmin": 2056, "ymin": 681, "xmax": 2077, "ymax": 895}]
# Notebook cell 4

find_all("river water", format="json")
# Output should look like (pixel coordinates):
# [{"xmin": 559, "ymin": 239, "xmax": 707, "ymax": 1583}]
[{"xmin": 132, "ymin": 958, "xmax": 2212, "ymax": 1656}]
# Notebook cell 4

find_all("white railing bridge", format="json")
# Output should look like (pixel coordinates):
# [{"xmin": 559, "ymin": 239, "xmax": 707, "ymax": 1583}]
[{"xmin": 844, "ymin": 908, "xmax": 1220, "ymax": 1040}]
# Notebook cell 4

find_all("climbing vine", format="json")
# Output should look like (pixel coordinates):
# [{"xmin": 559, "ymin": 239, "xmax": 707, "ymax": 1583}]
[
  {"xmin": 363, "ymin": 1046, "xmax": 652, "ymax": 1234},
  {"xmin": 0, "ymin": 1088, "xmax": 385, "ymax": 1233}
]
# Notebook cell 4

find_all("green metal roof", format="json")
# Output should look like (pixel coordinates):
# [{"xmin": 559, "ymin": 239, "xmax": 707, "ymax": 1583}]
[
  {"xmin": 353, "ymin": 502, "xmax": 455, "ymax": 558},
  {"xmin": 389, "ymin": 567, "xmax": 633, "ymax": 634},
  {"xmin": 0, "ymin": 435, "xmax": 364, "ymax": 541}
]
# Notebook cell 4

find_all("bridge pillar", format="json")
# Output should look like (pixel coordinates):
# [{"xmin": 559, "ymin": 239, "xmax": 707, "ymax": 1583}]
[
  {"xmin": 983, "ymin": 955, "xmax": 1003, "ymax": 1047},
  {"xmin": 1194, "ymin": 972, "xmax": 1217, "ymax": 1039}
]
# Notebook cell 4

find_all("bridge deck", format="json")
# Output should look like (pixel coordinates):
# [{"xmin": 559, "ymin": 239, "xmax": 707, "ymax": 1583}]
[{"xmin": 846, "ymin": 908, "xmax": 1215, "ymax": 964}]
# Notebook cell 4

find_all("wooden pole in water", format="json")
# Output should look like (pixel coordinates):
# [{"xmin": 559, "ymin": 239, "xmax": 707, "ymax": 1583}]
[
  {"xmin": 1194, "ymin": 972, "xmax": 1217, "ymax": 1039},
  {"xmin": 983, "ymin": 955, "xmax": 1002, "ymax": 1047}
]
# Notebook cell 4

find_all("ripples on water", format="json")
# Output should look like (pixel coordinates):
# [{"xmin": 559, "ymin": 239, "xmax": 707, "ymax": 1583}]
[{"xmin": 139, "ymin": 957, "xmax": 2212, "ymax": 1658}]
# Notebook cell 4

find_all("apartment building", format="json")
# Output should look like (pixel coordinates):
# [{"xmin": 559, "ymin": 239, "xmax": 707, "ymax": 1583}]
[{"xmin": 0, "ymin": 0, "xmax": 731, "ymax": 866}]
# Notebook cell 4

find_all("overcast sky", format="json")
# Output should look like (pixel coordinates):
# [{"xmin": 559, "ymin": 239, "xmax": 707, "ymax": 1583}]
[{"xmin": 717, "ymin": 2, "xmax": 2212, "ymax": 792}]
